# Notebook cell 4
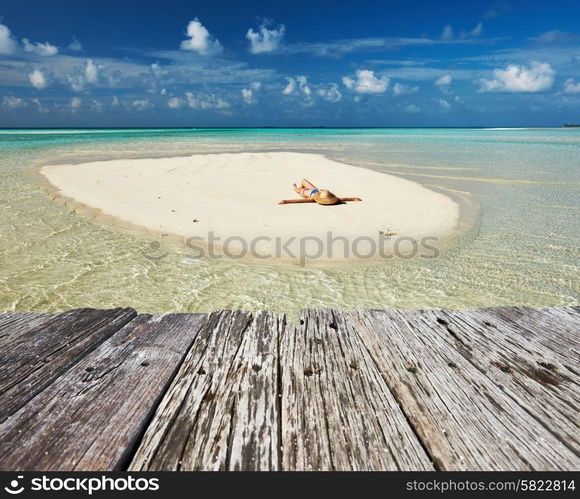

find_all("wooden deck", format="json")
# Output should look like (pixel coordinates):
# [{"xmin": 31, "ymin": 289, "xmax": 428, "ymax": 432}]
[{"xmin": 0, "ymin": 306, "xmax": 577, "ymax": 471}]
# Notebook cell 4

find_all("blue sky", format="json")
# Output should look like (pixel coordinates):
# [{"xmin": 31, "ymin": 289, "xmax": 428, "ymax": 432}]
[{"xmin": 1, "ymin": 0, "xmax": 579, "ymax": 126}]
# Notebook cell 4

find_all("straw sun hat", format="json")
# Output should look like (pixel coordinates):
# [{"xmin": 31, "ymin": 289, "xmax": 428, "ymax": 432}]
[{"xmin": 313, "ymin": 189, "xmax": 338, "ymax": 205}]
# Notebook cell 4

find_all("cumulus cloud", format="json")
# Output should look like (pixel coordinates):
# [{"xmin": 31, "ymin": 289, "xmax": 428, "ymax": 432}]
[
  {"xmin": 342, "ymin": 69, "xmax": 389, "ymax": 94},
  {"xmin": 392, "ymin": 82, "xmax": 418, "ymax": 96},
  {"xmin": 282, "ymin": 77, "xmax": 296, "ymax": 95},
  {"xmin": 246, "ymin": 21, "xmax": 285, "ymax": 54},
  {"xmin": 70, "ymin": 97, "xmax": 82, "ymax": 112},
  {"xmin": 32, "ymin": 98, "xmax": 49, "ymax": 113},
  {"xmin": 185, "ymin": 91, "xmax": 229, "ymax": 109},
  {"xmin": 241, "ymin": 88, "xmax": 256, "ymax": 104},
  {"xmin": 441, "ymin": 25, "xmax": 454, "ymax": 41},
  {"xmin": 111, "ymin": 96, "xmax": 120, "ymax": 107},
  {"xmin": 85, "ymin": 59, "xmax": 99, "ymax": 83},
  {"xmin": 29, "ymin": 69, "xmax": 47, "ymax": 89},
  {"xmin": 22, "ymin": 38, "xmax": 58, "ymax": 56},
  {"xmin": 167, "ymin": 97, "xmax": 183, "ymax": 108},
  {"xmin": 438, "ymin": 98, "xmax": 451, "ymax": 109},
  {"xmin": 563, "ymin": 78, "xmax": 580, "ymax": 94},
  {"xmin": 2, "ymin": 96, "xmax": 27, "ymax": 109},
  {"xmin": 480, "ymin": 61, "xmax": 555, "ymax": 92},
  {"xmin": 296, "ymin": 76, "xmax": 311, "ymax": 95},
  {"xmin": 132, "ymin": 99, "xmax": 152, "ymax": 111},
  {"xmin": 69, "ymin": 37, "xmax": 82, "ymax": 51},
  {"xmin": 67, "ymin": 59, "xmax": 100, "ymax": 91},
  {"xmin": 435, "ymin": 74, "xmax": 453, "ymax": 86},
  {"xmin": 241, "ymin": 82, "xmax": 262, "ymax": 104},
  {"xmin": 0, "ymin": 23, "xmax": 17, "ymax": 54},
  {"xmin": 317, "ymin": 83, "xmax": 342, "ymax": 103},
  {"xmin": 180, "ymin": 18, "xmax": 223, "ymax": 55}
]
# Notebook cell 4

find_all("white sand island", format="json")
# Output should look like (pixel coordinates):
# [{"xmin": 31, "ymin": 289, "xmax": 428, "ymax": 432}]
[{"xmin": 42, "ymin": 152, "xmax": 461, "ymax": 263}]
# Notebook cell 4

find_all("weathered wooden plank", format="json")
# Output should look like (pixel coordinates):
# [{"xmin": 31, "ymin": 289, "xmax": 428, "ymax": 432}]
[
  {"xmin": 279, "ymin": 309, "xmax": 434, "ymax": 471},
  {"xmin": 349, "ymin": 309, "xmax": 579, "ymax": 471},
  {"xmin": 424, "ymin": 309, "xmax": 579, "ymax": 455},
  {"xmin": 484, "ymin": 307, "xmax": 579, "ymax": 366},
  {"xmin": 0, "ymin": 313, "xmax": 206, "ymax": 471},
  {"xmin": 129, "ymin": 310, "xmax": 280, "ymax": 471},
  {"xmin": 0, "ymin": 313, "xmax": 52, "ymax": 346},
  {"xmin": 0, "ymin": 308, "xmax": 137, "ymax": 423}
]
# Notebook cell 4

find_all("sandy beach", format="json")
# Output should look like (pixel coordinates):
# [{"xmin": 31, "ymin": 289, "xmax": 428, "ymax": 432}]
[{"xmin": 41, "ymin": 151, "xmax": 460, "ymax": 262}]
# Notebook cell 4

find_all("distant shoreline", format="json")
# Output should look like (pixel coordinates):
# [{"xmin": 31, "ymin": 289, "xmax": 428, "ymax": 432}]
[{"xmin": 0, "ymin": 126, "xmax": 573, "ymax": 131}]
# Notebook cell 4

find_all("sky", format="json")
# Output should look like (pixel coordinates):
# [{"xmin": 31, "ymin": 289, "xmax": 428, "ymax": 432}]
[{"xmin": 1, "ymin": 0, "xmax": 580, "ymax": 127}]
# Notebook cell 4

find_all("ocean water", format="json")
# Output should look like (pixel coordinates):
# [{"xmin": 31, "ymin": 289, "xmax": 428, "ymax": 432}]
[{"xmin": 0, "ymin": 128, "xmax": 578, "ymax": 316}]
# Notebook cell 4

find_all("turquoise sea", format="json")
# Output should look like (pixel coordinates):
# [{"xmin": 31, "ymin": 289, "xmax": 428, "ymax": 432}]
[{"xmin": 0, "ymin": 128, "xmax": 578, "ymax": 315}]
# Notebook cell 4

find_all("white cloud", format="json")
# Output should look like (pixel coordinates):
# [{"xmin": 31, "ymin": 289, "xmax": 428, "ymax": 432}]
[
  {"xmin": 132, "ymin": 99, "xmax": 152, "ymax": 111},
  {"xmin": 67, "ymin": 59, "xmax": 100, "ymax": 91},
  {"xmin": 85, "ymin": 59, "xmax": 99, "ymax": 83},
  {"xmin": 250, "ymin": 81, "xmax": 262, "ymax": 91},
  {"xmin": 435, "ymin": 74, "xmax": 453, "ymax": 86},
  {"xmin": 29, "ymin": 69, "xmax": 47, "ymax": 89},
  {"xmin": 69, "ymin": 37, "xmax": 82, "ymax": 51},
  {"xmin": 241, "ymin": 88, "xmax": 255, "ymax": 104},
  {"xmin": 0, "ymin": 23, "xmax": 17, "ymax": 54},
  {"xmin": 296, "ymin": 76, "xmax": 311, "ymax": 95},
  {"xmin": 392, "ymin": 82, "xmax": 418, "ymax": 96},
  {"xmin": 342, "ymin": 69, "xmax": 389, "ymax": 94},
  {"xmin": 480, "ymin": 61, "xmax": 555, "ymax": 92},
  {"xmin": 167, "ymin": 97, "xmax": 183, "ymax": 108},
  {"xmin": 91, "ymin": 99, "xmax": 104, "ymax": 113},
  {"xmin": 246, "ymin": 22, "xmax": 285, "ymax": 54},
  {"xmin": 2, "ymin": 96, "xmax": 27, "ymax": 109},
  {"xmin": 180, "ymin": 18, "xmax": 223, "ymax": 55},
  {"xmin": 70, "ymin": 97, "xmax": 82, "ymax": 112},
  {"xmin": 441, "ymin": 25, "xmax": 454, "ymax": 41},
  {"xmin": 185, "ymin": 92, "xmax": 229, "ymax": 109},
  {"xmin": 282, "ymin": 77, "xmax": 296, "ymax": 95},
  {"xmin": 468, "ymin": 22, "xmax": 483, "ymax": 37},
  {"xmin": 438, "ymin": 98, "xmax": 451, "ymax": 109},
  {"xmin": 32, "ymin": 98, "xmax": 49, "ymax": 113},
  {"xmin": 22, "ymin": 38, "xmax": 58, "ymax": 56},
  {"xmin": 111, "ymin": 96, "xmax": 120, "ymax": 107},
  {"xmin": 563, "ymin": 78, "xmax": 580, "ymax": 94},
  {"xmin": 405, "ymin": 104, "xmax": 420, "ymax": 113},
  {"xmin": 317, "ymin": 83, "xmax": 342, "ymax": 103}
]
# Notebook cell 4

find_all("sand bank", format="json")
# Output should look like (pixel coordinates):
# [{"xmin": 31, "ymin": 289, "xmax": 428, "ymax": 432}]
[{"xmin": 41, "ymin": 152, "xmax": 461, "ymax": 263}]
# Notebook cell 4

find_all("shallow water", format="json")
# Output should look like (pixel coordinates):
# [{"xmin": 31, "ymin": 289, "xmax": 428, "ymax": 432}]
[{"xmin": 0, "ymin": 128, "xmax": 578, "ymax": 316}]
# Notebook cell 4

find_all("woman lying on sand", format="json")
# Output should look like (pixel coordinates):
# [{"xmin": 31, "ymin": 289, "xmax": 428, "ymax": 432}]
[{"xmin": 292, "ymin": 178, "xmax": 338, "ymax": 205}]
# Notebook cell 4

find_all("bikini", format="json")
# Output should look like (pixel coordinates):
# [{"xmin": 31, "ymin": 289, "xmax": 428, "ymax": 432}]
[{"xmin": 309, "ymin": 189, "xmax": 320, "ymax": 197}]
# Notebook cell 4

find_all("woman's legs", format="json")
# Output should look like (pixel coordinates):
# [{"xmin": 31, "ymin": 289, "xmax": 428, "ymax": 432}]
[{"xmin": 292, "ymin": 178, "xmax": 318, "ymax": 198}]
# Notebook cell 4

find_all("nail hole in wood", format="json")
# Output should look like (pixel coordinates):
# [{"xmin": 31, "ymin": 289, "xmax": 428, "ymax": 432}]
[
  {"xmin": 140, "ymin": 361, "xmax": 150, "ymax": 367},
  {"xmin": 448, "ymin": 362, "xmax": 458, "ymax": 369},
  {"xmin": 349, "ymin": 361, "xmax": 359, "ymax": 370},
  {"xmin": 406, "ymin": 366, "xmax": 418, "ymax": 374},
  {"xmin": 304, "ymin": 367, "xmax": 314, "ymax": 377},
  {"xmin": 299, "ymin": 319, "xmax": 304, "ymax": 325},
  {"xmin": 483, "ymin": 321, "xmax": 496, "ymax": 328},
  {"xmin": 197, "ymin": 368, "xmax": 206, "ymax": 375},
  {"xmin": 85, "ymin": 367, "xmax": 94, "ymax": 372},
  {"xmin": 329, "ymin": 322, "xmax": 337, "ymax": 330},
  {"xmin": 252, "ymin": 364, "xmax": 262, "ymax": 372},
  {"xmin": 436, "ymin": 318, "xmax": 448, "ymax": 326}
]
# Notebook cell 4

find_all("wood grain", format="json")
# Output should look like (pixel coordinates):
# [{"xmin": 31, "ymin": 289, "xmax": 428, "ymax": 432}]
[
  {"xmin": 0, "ymin": 308, "xmax": 137, "ymax": 423},
  {"xmin": 0, "ymin": 313, "xmax": 205, "ymax": 471},
  {"xmin": 348, "ymin": 309, "xmax": 579, "ymax": 471},
  {"xmin": 279, "ymin": 309, "xmax": 434, "ymax": 471},
  {"xmin": 130, "ymin": 310, "xmax": 281, "ymax": 471}
]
